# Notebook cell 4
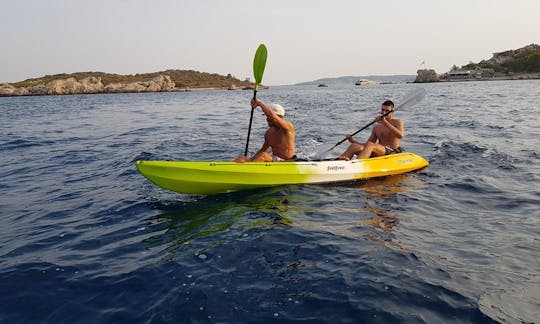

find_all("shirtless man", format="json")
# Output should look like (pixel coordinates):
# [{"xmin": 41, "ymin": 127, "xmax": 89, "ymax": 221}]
[
  {"xmin": 338, "ymin": 100, "xmax": 404, "ymax": 160},
  {"xmin": 234, "ymin": 98, "xmax": 296, "ymax": 162}
]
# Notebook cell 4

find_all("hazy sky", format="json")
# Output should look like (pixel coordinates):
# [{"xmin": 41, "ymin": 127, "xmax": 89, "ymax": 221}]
[{"xmin": 1, "ymin": 0, "xmax": 538, "ymax": 85}]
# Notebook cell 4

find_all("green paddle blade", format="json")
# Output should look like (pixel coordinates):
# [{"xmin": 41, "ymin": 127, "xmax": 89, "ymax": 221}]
[{"xmin": 253, "ymin": 44, "xmax": 267, "ymax": 91}]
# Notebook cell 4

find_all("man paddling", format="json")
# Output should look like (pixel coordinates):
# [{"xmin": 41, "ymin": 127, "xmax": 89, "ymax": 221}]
[
  {"xmin": 235, "ymin": 98, "xmax": 296, "ymax": 162},
  {"xmin": 338, "ymin": 100, "xmax": 404, "ymax": 160}
]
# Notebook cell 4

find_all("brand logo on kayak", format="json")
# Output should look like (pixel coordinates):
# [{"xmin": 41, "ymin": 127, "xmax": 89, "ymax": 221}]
[
  {"xmin": 398, "ymin": 159, "xmax": 413, "ymax": 164},
  {"xmin": 327, "ymin": 165, "xmax": 345, "ymax": 171}
]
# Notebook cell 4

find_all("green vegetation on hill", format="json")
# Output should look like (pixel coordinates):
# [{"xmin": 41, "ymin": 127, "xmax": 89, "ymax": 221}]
[
  {"xmin": 12, "ymin": 69, "xmax": 252, "ymax": 89},
  {"xmin": 494, "ymin": 51, "xmax": 540, "ymax": 73},
  {"xmin": 455, "ymin": 44, "xmax": 540, "ymax": 74}
]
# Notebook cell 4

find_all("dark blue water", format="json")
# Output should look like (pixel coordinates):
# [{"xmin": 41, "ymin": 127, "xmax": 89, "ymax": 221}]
[{"xmin": 1, "ymin": 80, "xmax": 539, "ymax": 323}]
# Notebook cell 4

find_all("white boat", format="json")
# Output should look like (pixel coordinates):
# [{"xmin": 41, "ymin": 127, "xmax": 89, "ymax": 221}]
[{"xmin": 355, "ymin": 79, "xmax": 377, "ymax": 85}]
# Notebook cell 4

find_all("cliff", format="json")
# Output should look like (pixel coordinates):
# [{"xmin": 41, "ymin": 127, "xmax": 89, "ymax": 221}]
[{"xmin": 1, "ymin": 70, "xmax": 253, "ymax": 97}]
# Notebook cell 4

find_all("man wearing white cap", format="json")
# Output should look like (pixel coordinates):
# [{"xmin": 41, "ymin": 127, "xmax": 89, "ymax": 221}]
[{"xmin": 235, "ymin": 98, "xmax": 296, "ymax": 162}]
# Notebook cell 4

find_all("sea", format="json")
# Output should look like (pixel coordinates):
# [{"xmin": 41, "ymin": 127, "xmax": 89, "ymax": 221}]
[{"xmin": 1, "ymin": 80, "xmax": 539, "ymax": 323}]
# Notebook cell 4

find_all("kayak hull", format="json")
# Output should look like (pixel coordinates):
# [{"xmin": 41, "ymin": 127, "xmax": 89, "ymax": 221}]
[{"xmin": 135, "ymin": 152, "xmax": 428, "ymax": 195}]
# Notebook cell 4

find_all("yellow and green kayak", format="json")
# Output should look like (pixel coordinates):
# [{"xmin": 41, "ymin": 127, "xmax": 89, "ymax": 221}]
[{"xmin": 135, "ymin": 152, "xmax": 428, "ymax": 195}]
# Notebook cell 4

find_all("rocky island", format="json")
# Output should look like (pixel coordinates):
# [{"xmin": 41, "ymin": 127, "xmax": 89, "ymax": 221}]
[
  {"xmin": 0, "ymin": 70, "xmax": 254, "ymax": 97},
  {"xmin": 415, "ymin": 44, "xmax": 540, "ymax": 83}
]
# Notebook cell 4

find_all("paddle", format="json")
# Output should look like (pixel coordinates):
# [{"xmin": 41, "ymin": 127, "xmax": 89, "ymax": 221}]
[
  {"xmin": 243, "ymin": 44, "xmax": 268, "ymax": 156},
  {"xmin": 314, "ymin": 88, "xmax": 426, "ymax": 159}
]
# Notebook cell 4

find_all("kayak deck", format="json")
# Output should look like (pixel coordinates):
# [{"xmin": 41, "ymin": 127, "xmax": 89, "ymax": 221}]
[{"xmin": 135, "ymin": 152, "xmax": 428, "ymax": 195}]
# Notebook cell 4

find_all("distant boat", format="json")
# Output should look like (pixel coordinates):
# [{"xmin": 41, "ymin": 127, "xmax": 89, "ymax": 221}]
[
  {"xmin": 228, "ymin": 84, "xmax": 238, "ymax": 90},
  {"xmin": 318, "ymin": 84, "xmax": 328, "ymax": 87},
  {"xmin": 355, "ymin": 79, "xmax": 377, "ymax": 86}
]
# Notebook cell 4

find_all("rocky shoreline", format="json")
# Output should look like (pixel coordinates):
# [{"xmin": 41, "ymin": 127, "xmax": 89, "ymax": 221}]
[
  {"xmin": 0, "ymin": 68, "xmax": 258, "ymax": 97},
  {"xmin": 0, "ymin": 75, "xmax": 188, "ymax": 97}
]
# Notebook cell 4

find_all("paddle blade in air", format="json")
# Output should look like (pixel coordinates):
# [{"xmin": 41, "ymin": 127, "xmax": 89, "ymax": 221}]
[{"xmin": 253, "ymin": 44, "xmax": 267, "ymax": 91}]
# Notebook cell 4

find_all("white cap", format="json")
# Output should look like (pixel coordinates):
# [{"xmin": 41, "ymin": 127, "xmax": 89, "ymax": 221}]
[{"xmin": 269, "ymin": 103, "xmax": 285, "ymax": 116}]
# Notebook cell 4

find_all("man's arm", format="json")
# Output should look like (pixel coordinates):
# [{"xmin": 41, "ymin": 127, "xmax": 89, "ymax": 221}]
[
  {"xmin": 254, "ymin": 99, "xmax": 294, "ymax": 132},
  {"xmin": 254, "ymin": 135, "xmax": 271, "ymax": 156},
  {"xmin": 366, "ymin": 128, "xmax": 378, "ymax": 143},
  {"xmin": 379, "ymin": 117, "xmax": 404, "ymax": 139}
]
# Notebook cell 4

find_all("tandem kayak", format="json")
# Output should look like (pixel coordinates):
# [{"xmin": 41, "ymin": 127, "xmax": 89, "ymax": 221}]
[{"xmin": 135, "ymin": 152, "xmax": 428, "ymax": 195}]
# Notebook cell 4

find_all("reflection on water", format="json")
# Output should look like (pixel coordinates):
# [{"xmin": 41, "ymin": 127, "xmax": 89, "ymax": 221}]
[
  {"xmin": 142, "ymin": 188, "xmax": 311, "ymax": 261},
  {"xmin": 358, "ymin": 173, "xmax": 425, "ymax": 196},
  {"xmin": 361, "ymin": 208, "xmax": 407, "ymax": 253},
  {"xmin": 143, "ymin": 174, "xmax": 426, "ymax": 260},
  {"xmin": 358, "ymin": 176, "xmax": 419, "ymax": 253},
  {"xmin": 361, "ymin": 207, "xmax": 399, "ymax": 233}
]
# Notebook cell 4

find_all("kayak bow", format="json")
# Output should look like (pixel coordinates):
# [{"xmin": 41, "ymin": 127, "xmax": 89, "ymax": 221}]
[{"xmin": 135, "ymin": 152, "xmax": 428, "ymax": 195}]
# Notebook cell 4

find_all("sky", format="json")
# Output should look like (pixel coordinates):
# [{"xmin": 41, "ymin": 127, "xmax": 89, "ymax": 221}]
[{"xmin": 1, "ymin": 0, "xmax": 539, "ymax": 85}]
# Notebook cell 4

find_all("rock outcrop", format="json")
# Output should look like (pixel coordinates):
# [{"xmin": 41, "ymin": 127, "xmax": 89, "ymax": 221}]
[
  {"xmin": 104, "ymin": 75, "xmax": 175, "ymax": 93},
  {"xmin": 33, "ymin": 77, "xmax": 105, "ymax": 95},
  {"xmin": 0, "ymin": 75, "xmax": 176, "ymax": 96},
  {"xmin": 0, "ymin": 83, "xmax": 27, "ymax": 96},
  {"xmin": 414, "ymin": 69, "xmax": 440, "ymax": 83}
]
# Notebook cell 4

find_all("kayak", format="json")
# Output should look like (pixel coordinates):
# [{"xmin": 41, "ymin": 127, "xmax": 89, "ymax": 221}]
[{"xmin": 135, "ymin": 152, "xmax": 428, "ymax": 195}]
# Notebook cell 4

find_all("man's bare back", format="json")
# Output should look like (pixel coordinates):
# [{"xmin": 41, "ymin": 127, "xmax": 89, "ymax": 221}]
[
  {"xmin": 235, "ymin": 98, "xmax": 295, "ymax": 162},
  {"xmin": 264, "ymin": 125, "xmax": 295, "ymax": 160}
]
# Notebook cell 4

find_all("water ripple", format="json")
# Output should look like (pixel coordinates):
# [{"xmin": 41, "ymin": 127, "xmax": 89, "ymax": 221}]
[{"xmin": 1, "ymin": 81, "xmax": 539, "ymax": 322}]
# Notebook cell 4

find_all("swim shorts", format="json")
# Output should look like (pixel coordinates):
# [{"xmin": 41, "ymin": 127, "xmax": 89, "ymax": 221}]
[
  {"xmin": 384, "ymin": 147, "xmax": 405, "ymax": 155},
  {"xmin": 272, "ymin": 155, "xmax": 297, "ymax": 162}
]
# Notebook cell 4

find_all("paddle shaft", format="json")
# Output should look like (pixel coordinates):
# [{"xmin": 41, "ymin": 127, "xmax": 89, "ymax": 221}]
[
  {"xmin": 243, "ymin": 44, "xmax": 267, "ymax": 157},
  {"xmin": 328, "ymin": 109, "xmax": 395, "ymax": 151},
  {"xmin": 244, "ymin": 90, "xmax": 258, "ymax": 156}
]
